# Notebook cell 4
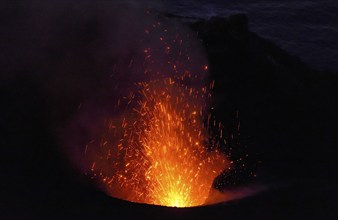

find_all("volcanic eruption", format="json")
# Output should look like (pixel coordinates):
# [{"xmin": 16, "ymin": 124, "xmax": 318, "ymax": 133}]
[{"xmin": 75, "ymin": 10, "xmax": 232, "ymax": 208}]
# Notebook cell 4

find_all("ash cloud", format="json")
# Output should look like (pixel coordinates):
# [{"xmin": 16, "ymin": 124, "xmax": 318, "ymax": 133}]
[{"xmin": 1, "ymin": 2, "xmax": 208, "ymax": 169}]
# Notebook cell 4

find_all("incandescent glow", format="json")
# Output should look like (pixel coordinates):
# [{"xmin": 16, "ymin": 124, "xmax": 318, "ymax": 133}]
[
  {"xmin": 85, "ymin": 13, "xmax": 231, "ymax": 208},
  {"xmin": 87, "ymin": 78, "xmax": 229, "ymax": 207}
]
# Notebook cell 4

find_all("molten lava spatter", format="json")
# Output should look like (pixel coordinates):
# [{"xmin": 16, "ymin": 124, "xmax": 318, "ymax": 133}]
[
  {"xmin": 85, "ymin": 12, "xmax": 230, "ymax": 207},
  {"xmin": 88, "ymin": 78, "xmax": 229, "ymax": 207}
]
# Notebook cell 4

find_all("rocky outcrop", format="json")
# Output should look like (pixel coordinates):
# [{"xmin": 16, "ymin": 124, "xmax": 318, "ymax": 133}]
[{"xmin": 189, "ymin": 15, "xmax": 338, "ymax": 185}]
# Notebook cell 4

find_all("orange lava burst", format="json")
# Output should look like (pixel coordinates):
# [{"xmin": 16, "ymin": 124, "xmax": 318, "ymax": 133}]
[
  {"xmin": 86, "ymin": 13, "xmax": 230, "ymax": 208},
  {"xmin": 87, "ymin": 76, "xmax": 230, "ymax": 207}
]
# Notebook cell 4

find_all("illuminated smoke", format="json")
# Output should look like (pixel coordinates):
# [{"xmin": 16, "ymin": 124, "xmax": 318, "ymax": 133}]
[{"xmin": 81, "ymin": 10, "xmax": 231, "ymax": 207}]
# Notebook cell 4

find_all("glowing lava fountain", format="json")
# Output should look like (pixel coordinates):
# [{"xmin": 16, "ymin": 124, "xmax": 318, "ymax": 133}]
[
  {"xmin": 85, "ymin": 13, "xmax": 231, "ymax": 208},
  {"xmin": 87, "ymin": 78, "xmax": 230, "ymax": 207}
]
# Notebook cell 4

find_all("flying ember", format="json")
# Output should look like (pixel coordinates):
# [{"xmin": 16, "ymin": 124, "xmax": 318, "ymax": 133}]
[{"xmin": 85, "ymin": 12, "xmax": 231, "ymax": 207}]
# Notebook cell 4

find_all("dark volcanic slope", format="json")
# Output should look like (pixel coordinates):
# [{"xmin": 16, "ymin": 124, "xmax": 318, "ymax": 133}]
[
  {"xmin": 1, "ymin": 6, "xmax": 338, "ymax": 220},
  {"xmin": 190, "ymin": 14, "xmax": 338, "ymax": 183}
]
